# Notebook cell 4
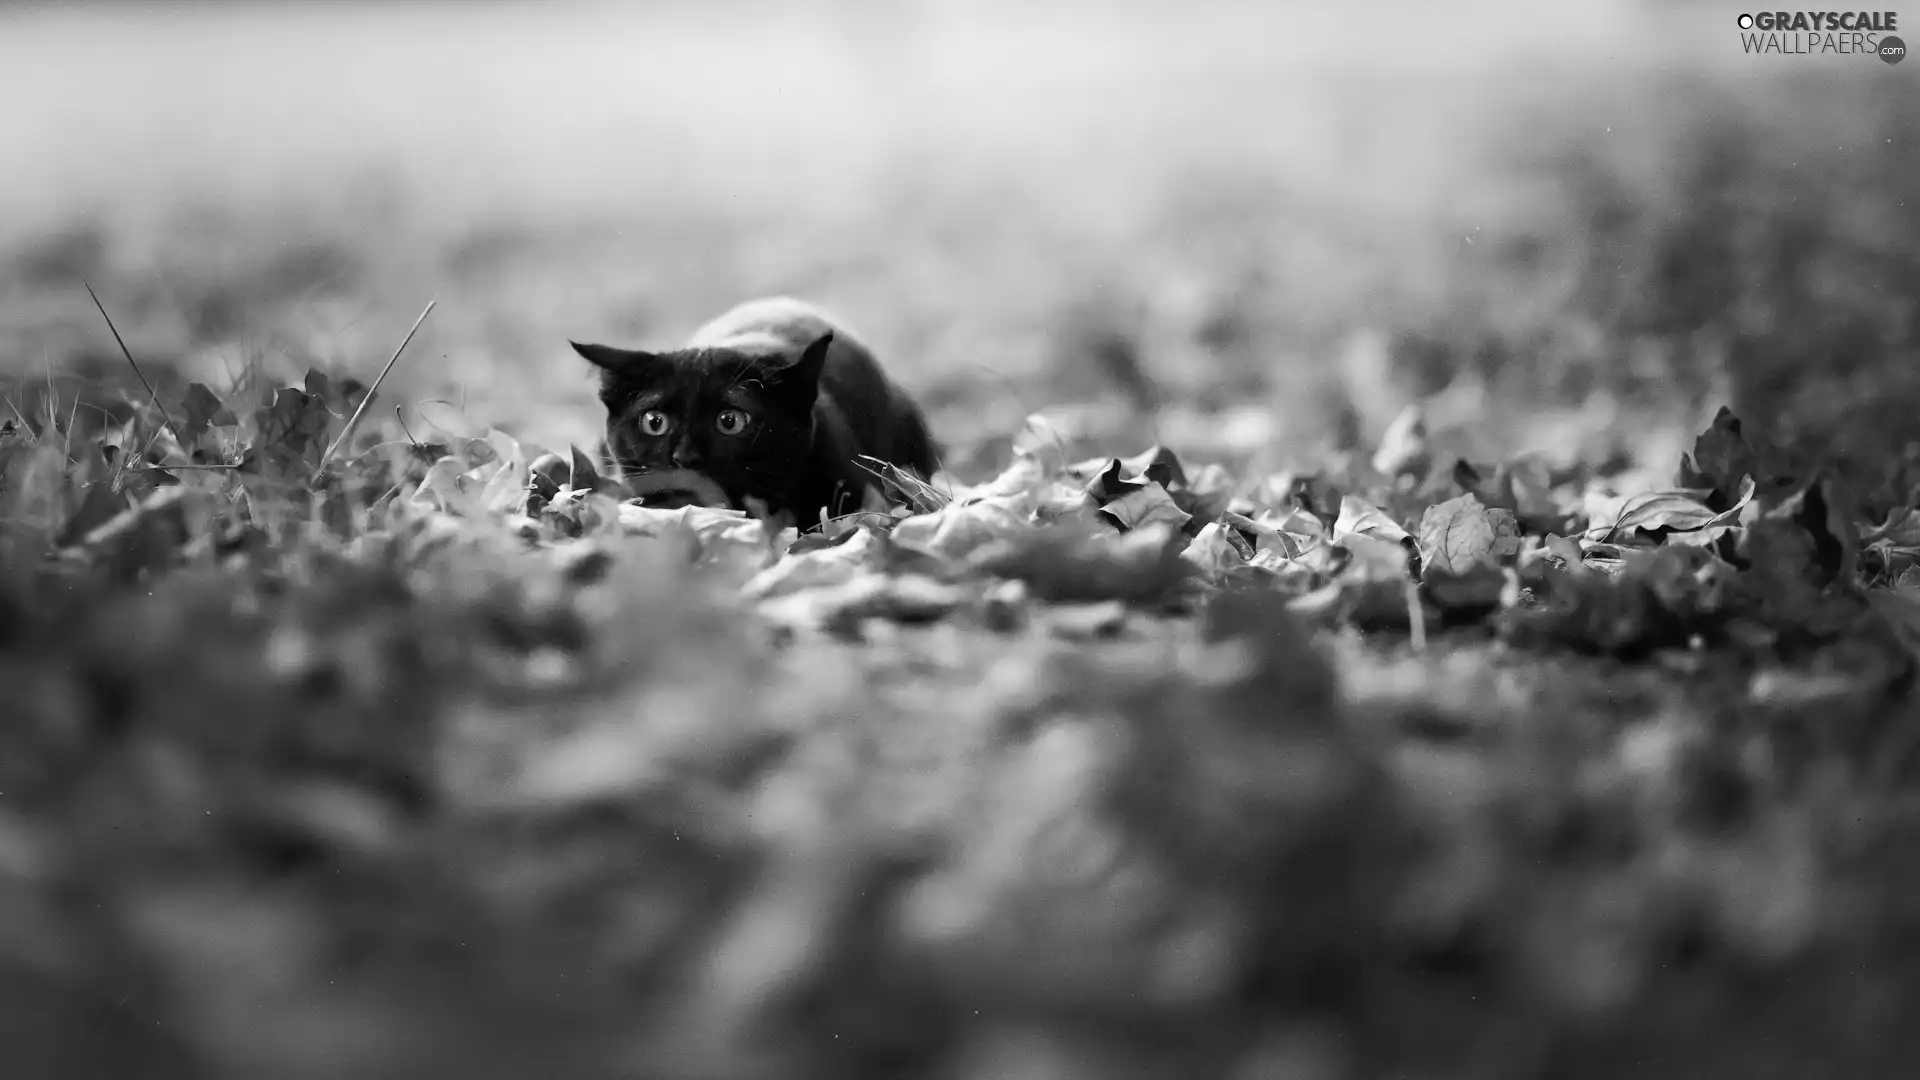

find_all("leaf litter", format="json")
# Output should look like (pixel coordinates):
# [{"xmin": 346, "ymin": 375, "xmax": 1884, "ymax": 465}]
[{"xmin": 4, "ymin": 369, "xmax": 1920, "ymax": 1080}]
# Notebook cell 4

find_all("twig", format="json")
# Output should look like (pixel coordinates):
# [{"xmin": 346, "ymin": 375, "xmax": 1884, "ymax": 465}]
[
  {"xmin": 84, "ymin": 281, "xmax": 187, "ymax": 453},
  {"xmin": 136, "ymin": 464, "xmax": 241, "ymax": 472},
  {"xmin": 314, "ymin": 299, "xmax": 436, "ymax": 480}
]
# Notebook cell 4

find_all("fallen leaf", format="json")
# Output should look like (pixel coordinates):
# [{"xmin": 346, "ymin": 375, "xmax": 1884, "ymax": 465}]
[
  {"xmin": 1663, "ymin": 524, "xmax": 1739, "ymax": 550},
  {"xmin": 971, "ymin": 522, "xmax": 1192, "ymax": 604},
  {"xmin": 1174, "ymin": 461, "xmax": 1238, "ymax": 523},
  {"xmin": 1097, "ymin": 481, "xmax": 1193, "ymax": 533},
  {"xmin": 1589, "ymin": 476, "xmax": 1754, "ymax": 543},
  {"xmin": 1333, "ymin": 495, "xmax": 1411, "ymax": 548},
  {"xmin": 743, "ymin": 527, "xmax": 880, "ymax": 600},
  {"xmin": 894, "ymin": 498, "xmax": 1031, "ymax": 561},
  {"xmin": 855, "ymin": 453, "xmax": 950, "ymax": 513},
  {"xmin": 1678, "ymin": 406, "xmax": 1760, "ymax": 510},
  {"xmin": 538, "ymin": 488, "xmax": 622, "ymax": 538},
  {"xmin": 302, "ymin": 369, "xmax": 337, "ymax": 413},
  {"xmin": 1255, "ymin": 505, "xmax": 1325, "ymax": 541},
  {"xmin": 1737, "ymin": 473, "xmax": 1858, "ymax": 590},
  {"xmin": 621, "ymin": 503, "xmax": 778, "ymax": 574},
  {"xmin": 1604, "ymin": 491, "xmax": 1717, "ymax": 538},
  {"xmin": 1220, "ymin": 509, "xmax": 1313, "ymax": 561},
  {"xmin": 251, "ymin": 387, "xmax": 333, "ymax": 474},
  {"xmin": 1416, "ymin": 494, "xmax": 1521, "ymax": 577},
  {"xmin": 303, "ymin": 368, "xmax": 372, "ymax": 420},
  {"xmin": 1181, "ymin": 522, "xmax": 1246, "ymax": 578},
  {"xmin": 1543, "ymin": 533, "xmax": 1589, "ymax": 571},
  {"xmin": 1076, "ymin": 445, "xmax": 1189, "ymax": 495},
  {"xmin": 177, "ymin": 382, "xmax": 237, "ymax": 444},
  {"xmin": 569, "ymin": 444, "xmax": 610, "ymax": 494},
  {"xmin": 1120, "ymin": 444, "xmax": 1187, "ymax": 490}
]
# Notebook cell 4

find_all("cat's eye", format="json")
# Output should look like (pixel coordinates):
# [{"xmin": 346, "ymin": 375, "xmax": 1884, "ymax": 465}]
[
  {"xmin": 715, "ymin": 409, "xmax": 751, "ymax": 435},
  {"xmin": 638, "ymin": 410, "xmax": 671, "ymax": 436}
]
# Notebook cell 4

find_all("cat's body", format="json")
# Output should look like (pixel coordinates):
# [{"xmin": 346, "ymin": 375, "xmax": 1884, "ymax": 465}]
[{"xmin": 571, "ymin": 297, "xmax": 938, "ymax": 528}]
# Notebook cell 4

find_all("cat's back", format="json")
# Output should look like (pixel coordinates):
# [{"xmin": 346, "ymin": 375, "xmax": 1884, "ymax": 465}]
[
  {"xmin": 686, "ymin": 296, "xmax": 861, "ymax": 356},
  {"xmin": 688, "ymin": 297, "xmax": 936, "ymax": 475}
]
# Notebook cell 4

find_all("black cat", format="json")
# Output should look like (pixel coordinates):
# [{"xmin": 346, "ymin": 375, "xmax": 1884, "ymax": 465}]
[{"xmin": 570, "ymin": 297, "xmax": 939, "ymax": 528}]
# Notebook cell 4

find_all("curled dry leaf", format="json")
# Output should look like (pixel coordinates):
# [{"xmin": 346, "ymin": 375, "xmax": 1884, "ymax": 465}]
[
  {"xmin": 1586, "ymin": 475, "xmax": 1754, "ymax": 544},
  {"xmin": 1677, "ymin": 405, "xmax": 1761, "ymax": 510},
  {"xmin": 1181, "ymin": 522, "xmax": 1246, "ymax": 579},
  {"xmin": 1333, "ymin": 495, "xmax": 1411, "ymax": 548},
  {"xmin": 1096, "ymin": 482, "xmax": 1192, "ymax": 533},
  {"xmin": 1542, "ymin": 533, "xmax": 1589, "ymax": 572},
  {"xmin": 1081, "ymin": 453, "xmax": 1193, "ymax": 533},
  {"xmin": 743, "ymin": 526, "xmax": 879, "ymax": 600}
]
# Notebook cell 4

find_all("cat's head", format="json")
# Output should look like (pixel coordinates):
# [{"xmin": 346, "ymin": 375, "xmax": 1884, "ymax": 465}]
[{"xmin": 570, "ymin": 332, "xmax": 831, "ymax": 508}]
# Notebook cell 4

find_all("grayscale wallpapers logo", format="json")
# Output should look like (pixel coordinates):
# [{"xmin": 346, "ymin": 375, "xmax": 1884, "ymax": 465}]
[{"xmin": 1734, "ymin": 11, "xmax": 1906, "ymax": 61}]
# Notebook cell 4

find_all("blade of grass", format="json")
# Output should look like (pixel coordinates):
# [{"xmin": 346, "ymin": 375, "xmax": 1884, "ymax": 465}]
[
  {"xmin": 63, "ymin": 394, "xmax": 79, "ymax": 463},
  {"xmin": 42, "ymin": 351, "xmax": 60, "ymax": 438},
  {"xmin": 394, "ymin": 405, "xmax": 424, "ymax": 449},
  {"xmin": 1404, "ymin": 577, "xmax": 1427, "ymax": 654},
  {"xmin": 314, "ymin": 299, "xmax": 436, "ymax": 481},
  {"xmin": 852, "ymin": 454, "xmax": 949, "ymax": 513},
  {"xmin": 84, "ymin": 281, "xmax": 187, "ymax": 456}
]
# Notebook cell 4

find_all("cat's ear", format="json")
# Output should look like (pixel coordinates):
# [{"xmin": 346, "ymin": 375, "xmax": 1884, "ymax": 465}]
[
  {"xmin": 570, "ymin": 340, "xmax": 658, "ymax": 374},
  {"xmin": 765, "ymin": 331, "xmax": 832, "ymax": 401}
]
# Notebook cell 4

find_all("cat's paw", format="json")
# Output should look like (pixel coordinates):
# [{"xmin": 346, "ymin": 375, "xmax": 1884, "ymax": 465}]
[{"xmin": 623, "ymin": 469, "xmax": 733, "ymax": 511}]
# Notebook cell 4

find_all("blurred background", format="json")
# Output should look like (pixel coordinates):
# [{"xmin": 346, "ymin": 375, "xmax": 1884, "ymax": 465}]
[{"xmin": 1, "ymin": 0, "xmax": 1915, "ymax": 484}]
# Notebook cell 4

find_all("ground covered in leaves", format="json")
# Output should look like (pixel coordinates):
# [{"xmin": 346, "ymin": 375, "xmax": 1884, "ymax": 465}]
[
  {"xmin": 6, "ymin": 365, "xmax": 1920, "ymax": 1080},
  {"xmin": 5, "ymin": 3, "xmax": 1920, "ymax": 1076}
]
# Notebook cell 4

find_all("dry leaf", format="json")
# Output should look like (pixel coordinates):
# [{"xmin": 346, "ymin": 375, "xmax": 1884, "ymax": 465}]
[{"xmin": 1417, "ymin": 494, "xmax": 1521, "ymax": 576}]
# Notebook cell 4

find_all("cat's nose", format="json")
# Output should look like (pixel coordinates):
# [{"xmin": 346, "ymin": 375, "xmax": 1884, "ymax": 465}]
[{"xmin": 671, "ymin": 441, "xmax": 702, "ymax": 466}]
